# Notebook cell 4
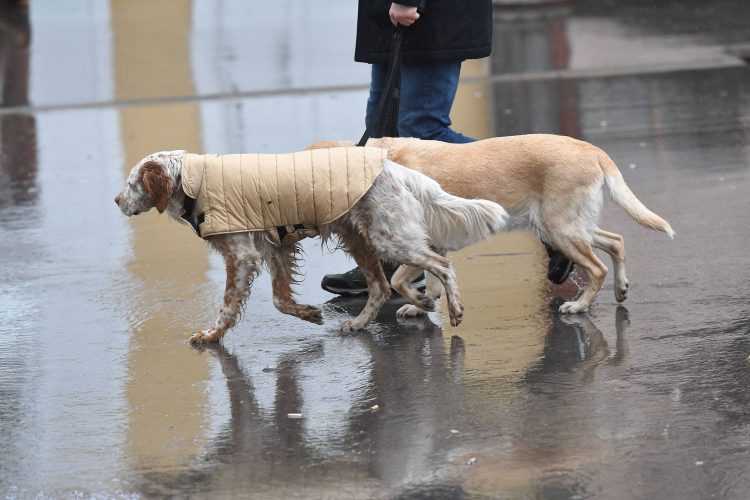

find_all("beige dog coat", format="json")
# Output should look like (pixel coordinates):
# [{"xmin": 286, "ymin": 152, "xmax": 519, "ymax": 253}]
[{"xmin": 180, "ymin": 147, "xmax": 387, "ymax": 239}]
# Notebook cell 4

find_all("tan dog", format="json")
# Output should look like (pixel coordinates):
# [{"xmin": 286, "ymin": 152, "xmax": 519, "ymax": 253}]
[{"xmin": 308, "ymin": 135, "xmax": 674, "ymax": 315}]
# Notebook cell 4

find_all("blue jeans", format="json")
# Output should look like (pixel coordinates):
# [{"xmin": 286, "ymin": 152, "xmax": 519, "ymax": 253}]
[{"xmin": 365, "ymin": 61, "xmax": 475, "ymax": 143}]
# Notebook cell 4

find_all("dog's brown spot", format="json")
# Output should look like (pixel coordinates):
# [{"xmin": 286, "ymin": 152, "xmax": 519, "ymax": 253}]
[{"xmin": 378, "ymin": 229, "xmax": 394, "ymax": 241}]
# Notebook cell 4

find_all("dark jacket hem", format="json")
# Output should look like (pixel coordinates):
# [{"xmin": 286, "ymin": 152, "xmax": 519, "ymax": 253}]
[{"xmin": 355, "ymin": 44, "xmax": 492, "ymax": 65}]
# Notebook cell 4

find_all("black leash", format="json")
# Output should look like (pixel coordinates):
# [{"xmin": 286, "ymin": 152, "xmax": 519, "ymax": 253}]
[{"xmin": 357, "ymin": 26, "xmax": 404, "ymax": 146}]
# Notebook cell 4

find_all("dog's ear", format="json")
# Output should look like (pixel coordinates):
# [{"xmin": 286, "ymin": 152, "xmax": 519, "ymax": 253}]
[{"xmin": 140, "ymin": 161, "xmax": 174, "ymax": 214}]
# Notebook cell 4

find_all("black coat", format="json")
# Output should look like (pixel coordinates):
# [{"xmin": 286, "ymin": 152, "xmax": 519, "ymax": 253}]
[{"xmin": 355, "ymin": 0, "xmax": 493, "ymax": 64}]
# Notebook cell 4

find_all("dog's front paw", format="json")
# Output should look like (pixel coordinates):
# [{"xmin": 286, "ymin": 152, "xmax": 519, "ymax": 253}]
[
  {"xmin": 559, "ymin": 301, "xmax": 589, "ymax": 314},
  {"xmin": 190, "ymin": 328, "xmax": 224, "ymax": 345},
  {"xmin": 615, "ymin": 280, "xmax": 629, "ymax": 303},
  {"xmin": 339, "ymin": 319, "xmax": 367, "ymax": 333}
]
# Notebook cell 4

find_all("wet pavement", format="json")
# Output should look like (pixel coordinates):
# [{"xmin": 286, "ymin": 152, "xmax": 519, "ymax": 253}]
[{"xmin": 1, "ymin": 1, "xmax": 750, "ymax": 498}]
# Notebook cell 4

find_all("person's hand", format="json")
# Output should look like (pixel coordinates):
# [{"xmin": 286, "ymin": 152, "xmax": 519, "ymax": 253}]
[{"xmin": 389, "ymin": 3, "xmax": 420, "ymax": 27}]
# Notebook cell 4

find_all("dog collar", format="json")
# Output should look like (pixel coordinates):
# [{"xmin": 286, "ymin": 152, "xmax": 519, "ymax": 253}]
[{"xmin": 180, "ymin": 195, "xmax": 204, "ymax": 236}]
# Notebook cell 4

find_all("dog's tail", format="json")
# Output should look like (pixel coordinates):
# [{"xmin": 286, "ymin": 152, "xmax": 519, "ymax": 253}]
[
  {"xmin": 599, "ymin": 152, "xmax": 675, "ymax": 238},
  {"xmin": 386, "ymin": 160, "xmax": 509, "ymax": 251}
]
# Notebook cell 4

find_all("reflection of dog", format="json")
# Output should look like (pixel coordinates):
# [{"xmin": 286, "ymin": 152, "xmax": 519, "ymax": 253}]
[
  {"xmin": 114, "ymin": 149, "xmax": 507, "ymax": 344},
  {"xmin": 529, "ymin": 305, "xmax": 630, "ymax": 383},
  {"xmin": 309, "ymin": 136, "xmax": 674, "ymax": 314}
]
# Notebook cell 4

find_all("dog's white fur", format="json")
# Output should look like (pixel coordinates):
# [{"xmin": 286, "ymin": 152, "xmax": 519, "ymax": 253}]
[
  {"xmin": 308, "ymin": 135, "xmax": 675, "ymax": 315},
  {"xmin": 115, "ymin": 150, "xmax": 508, "ymax": 343}
]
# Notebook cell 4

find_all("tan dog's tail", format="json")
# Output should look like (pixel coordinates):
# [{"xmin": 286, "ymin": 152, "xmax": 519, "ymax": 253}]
[{"xmin": 599, "ymin": 153, "xmax": 675, "ymax": 238}]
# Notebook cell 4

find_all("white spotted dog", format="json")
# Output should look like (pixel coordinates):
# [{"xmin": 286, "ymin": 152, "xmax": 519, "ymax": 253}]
[{"xmin": 114, "ymin": 148, "xmax": 508, "ymax": 344}]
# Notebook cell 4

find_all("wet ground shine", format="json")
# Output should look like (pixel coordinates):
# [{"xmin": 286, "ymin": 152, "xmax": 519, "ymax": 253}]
[{"xmin": 1, "ymin": 1, "xmax": 750, "ymax": 498}]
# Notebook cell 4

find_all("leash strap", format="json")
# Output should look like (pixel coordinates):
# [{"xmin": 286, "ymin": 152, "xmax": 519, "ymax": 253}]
[{"xmin": 357, "ymin": 26, "xmax": 404, "ymax": 146}]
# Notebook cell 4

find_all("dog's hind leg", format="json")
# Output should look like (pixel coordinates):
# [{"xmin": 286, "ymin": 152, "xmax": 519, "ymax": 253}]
[
  {"xmin": 338, "ymin": 232, "xmax": 391, "ymax": 332},
  {"xmin": 394, "ymin": 247, "xmax": 448, "ymax": 319},
  {"xmin": 384, "ymin": 246, "xmax": 463, "ymax": 326},
  {"xmin": 551, "ymin": 235, "xmax": 608, "ymax": 314},
  {"xmin": 592, "ymin": 228, "xmax": 629, "ymax": 302},
  {"xmin": 391, "ymin": 264, "xmax": 436, "ymax": 314},
  {"xmin": 266, "ymin": 243, "xmax": 324, "ymax": 324},
  {"xmin": 368, "ymin": 223, "xmax": 463, "ymax": 325},
  {"xmin": 424, "ymin": 270, "xmax": 443, "ymax": 302},
  {"xmin": 396, "ymin": 271, "xmax": 445, "ymax": 319},
  {"xmin": 415, "ymin": 253, "xmax": 463, "ymax": 326},
  {"xmin": 355, "ymin": 174, "xmax": 464, "ymax": 326}
]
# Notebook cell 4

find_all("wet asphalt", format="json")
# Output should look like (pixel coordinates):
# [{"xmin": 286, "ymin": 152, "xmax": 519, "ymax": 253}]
[{"xmin": 1, "ymin": 1, "xmax": 750, "ymax": 499}]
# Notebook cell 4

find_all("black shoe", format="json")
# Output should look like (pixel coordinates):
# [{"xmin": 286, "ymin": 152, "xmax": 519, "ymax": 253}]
[
  {"xmin": 545, "ymin": 242, "xmax": 575, "ymax": 285},
  {"xmin": 321, "ymin": 262, "xmax": 425, "ymax": 296}
]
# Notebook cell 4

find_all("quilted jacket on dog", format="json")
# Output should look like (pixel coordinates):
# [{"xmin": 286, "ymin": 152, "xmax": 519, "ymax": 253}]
[{"xmin": 181, "ymin": 147, "xmax": 387, "ymax": 238}]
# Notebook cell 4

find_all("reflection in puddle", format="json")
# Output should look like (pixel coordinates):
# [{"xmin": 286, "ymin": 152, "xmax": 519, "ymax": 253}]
[
  {"xmin": 130, "ymin": 295, "xmax": 635, "ymax": 498},
  {"xmin": 112, "ymin": 2, "xmax": 214, "ymax": 480},
  {"xmin": 0, "ymin": 0, "xmax": 35, "ymax": 209},
  {"xmin": 526, "ymin": 305, "xmax": 630, "ymax": 383}
]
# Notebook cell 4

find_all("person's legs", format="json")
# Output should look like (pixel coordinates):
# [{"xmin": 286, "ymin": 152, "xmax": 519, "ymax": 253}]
[
  {"xmin": 365, "ymin": 63, "xmax": 387, "ymax": 130},
  {"xmin": 398, "ymin": 61, "xmax": 474, "ymax": 143}
]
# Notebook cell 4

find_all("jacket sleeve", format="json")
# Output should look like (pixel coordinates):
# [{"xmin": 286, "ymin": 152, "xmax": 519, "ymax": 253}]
[{"xmin": 393, "ymin": 0, "xmax": 426, "ymax": 10}]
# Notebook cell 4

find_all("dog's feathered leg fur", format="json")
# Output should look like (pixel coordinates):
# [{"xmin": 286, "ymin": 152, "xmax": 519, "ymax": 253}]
[
  {"xmin": 265, "ymin": 240, "xmax": 324, "ymax": 324},
  {"xmin": 190, "ymin": 233, "xmax": 261, "ymax": 345}
]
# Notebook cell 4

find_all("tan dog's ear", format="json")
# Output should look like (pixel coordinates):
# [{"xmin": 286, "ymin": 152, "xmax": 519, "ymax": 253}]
[{"xmin": 140, "ymin": 161, "xmax": 174, "ymax": 214}]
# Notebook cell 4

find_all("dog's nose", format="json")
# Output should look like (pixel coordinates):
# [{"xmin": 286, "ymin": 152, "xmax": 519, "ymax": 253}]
[{"xmin": 114, "ymin": 194, "xmax": 122, "ymax": 205}]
